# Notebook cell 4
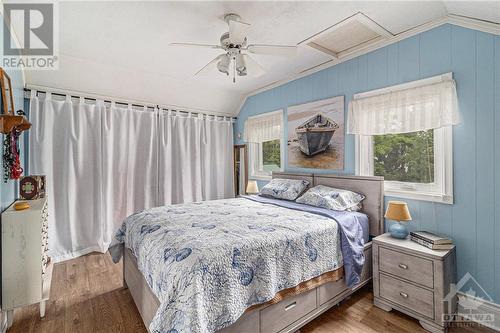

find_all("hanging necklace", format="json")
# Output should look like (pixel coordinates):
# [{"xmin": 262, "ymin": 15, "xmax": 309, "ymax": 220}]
[{"xmin": 2, "ymin": 128, "xmax": 23, "ymax": 182}]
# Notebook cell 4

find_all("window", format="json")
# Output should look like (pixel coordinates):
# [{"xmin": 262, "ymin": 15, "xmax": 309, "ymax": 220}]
[
  {"xmin": 357, "ymin": 127, "xmax": 452, "ymax": 203},
  {"xmin": 262, "ymin": 139, "xmax": 281, "ymax": 172},
  {"xmin": 350, "ymin": 73, "xmax": 458, "ymax": 204},
  {"xmin": 249, "ymin": 139, "xmax": 282, "ymax": 179},
  {"xmin": 374, "ymin": 130, "xmax": 434, "ymax": 183},
  {"xmin": 244, "ymin": 110, "xmax": 284, "ymax": 180}
]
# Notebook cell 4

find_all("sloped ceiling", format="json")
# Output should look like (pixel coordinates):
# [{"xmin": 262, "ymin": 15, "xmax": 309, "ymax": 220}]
[{"xmin": 21, "ymin": 1, "xmax": 499, "ymax": 115}]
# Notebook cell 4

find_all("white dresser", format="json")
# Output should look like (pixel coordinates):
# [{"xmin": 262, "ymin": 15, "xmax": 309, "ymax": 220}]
[{"xmin": 1, "ymin": 198, "xmax": 53, "ymax": 328}]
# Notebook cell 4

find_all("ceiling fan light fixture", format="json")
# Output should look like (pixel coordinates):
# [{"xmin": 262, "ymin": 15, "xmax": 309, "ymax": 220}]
[
  {"xmin": 217, "ymin": 54, "xmax": 230, "ymax": 75},
  {"xmin": 175, "ymin": 13, "xmax": 297, "ymax": 81},
  {"xmin": 235, "ymin": 53, "xmax": 247, "ymax": 76}
]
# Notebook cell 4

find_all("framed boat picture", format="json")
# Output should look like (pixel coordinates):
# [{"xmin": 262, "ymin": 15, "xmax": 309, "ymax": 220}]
[{"xmin": 287, "ymin": 96, "xmax": 344, "ymax": 169}]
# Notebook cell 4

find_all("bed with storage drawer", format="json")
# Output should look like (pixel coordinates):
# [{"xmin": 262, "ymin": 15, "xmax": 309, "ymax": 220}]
[{"xmin": 115, "ymin": 172, "xmax": 384, "ymax": 333}]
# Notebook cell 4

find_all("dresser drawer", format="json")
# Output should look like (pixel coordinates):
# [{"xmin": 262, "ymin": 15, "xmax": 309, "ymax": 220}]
[
  {"xmin": 379, "ymin": 247, "xmax": 434, "ymax": 288},
  {"xmin": 260, "ymin": 289, "xmax": 316, "ymax": 333},
  {"xmin": 379, "ymin": 273, "xmax": 434, "ymax": 319}
]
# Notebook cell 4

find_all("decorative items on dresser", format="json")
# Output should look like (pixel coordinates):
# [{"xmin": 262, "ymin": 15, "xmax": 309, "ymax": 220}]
[
  {"xmin": 373, "ymin": 233, "xmax": 456, "ymax": 333},
  {"xmin": 0, "ymin": 68, "xmax": 31, "ymax": 183},
  {"xmin": 384, "ymin": 200, "xmax": 412, "ymax": 239},
  {"xmin": 1, "ymin": 197, "xmax": 52, "ymax": 329},
  {"xmin": 19, "ymin": 175, "xmax": 46, "ymax": 200},
  {"xmin": 410, "ymin": 231, "xmax": 454, "ymax": 250}
]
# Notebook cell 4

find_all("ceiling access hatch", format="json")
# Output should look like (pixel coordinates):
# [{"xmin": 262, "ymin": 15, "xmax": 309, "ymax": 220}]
[{"xmin": 299, "ymin": 12, "xmax": 393, "ymax": 59}]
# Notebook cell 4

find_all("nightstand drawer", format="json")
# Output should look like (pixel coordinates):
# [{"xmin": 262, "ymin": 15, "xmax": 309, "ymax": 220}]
[
  {"xmin": 379, "ymin": 247, "xmax": 434, "ymax": 288},
  {"xmin": 379, "ymin": 273, "xmax": 434, "ymax": 319}
]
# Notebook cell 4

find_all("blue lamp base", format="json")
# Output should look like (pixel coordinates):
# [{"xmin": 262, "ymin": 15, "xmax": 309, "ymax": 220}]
[{"xmin": 389, "ymin": 222, "xmax": 409, "ymax": 239}]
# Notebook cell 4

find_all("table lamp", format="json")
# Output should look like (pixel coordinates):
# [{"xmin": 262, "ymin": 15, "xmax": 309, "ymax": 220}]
[
  {"xmin": 385, "ymin": 201, "xmax": 412, "ymax": 239},
  {"xmin": 246, "ymin": 180, "xmax": 259, "ymax": 195}
]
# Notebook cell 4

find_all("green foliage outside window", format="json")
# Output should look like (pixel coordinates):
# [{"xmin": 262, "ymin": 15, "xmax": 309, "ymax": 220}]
[
  {"xmin": 374, "ymin": 130, "xmax": 434, "ymax": 183},
  {"xmin": 262, "ymin": 139, "xmax": 281, "ymax": 171}
]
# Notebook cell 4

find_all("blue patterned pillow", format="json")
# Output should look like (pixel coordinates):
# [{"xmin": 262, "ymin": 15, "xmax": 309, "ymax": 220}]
[
  {"xmin": 259, "ymin": 178, "xmax": 310, "ymax": 201},
  {"xmin": 296, "ymin": 185, "xmax": 365, "ymax": 211}
]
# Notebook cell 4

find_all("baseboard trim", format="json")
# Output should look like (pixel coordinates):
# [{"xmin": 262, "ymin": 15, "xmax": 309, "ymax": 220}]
[{"xmin": 456, "ymin": 292, "xmax": 500, "ymax": 332}]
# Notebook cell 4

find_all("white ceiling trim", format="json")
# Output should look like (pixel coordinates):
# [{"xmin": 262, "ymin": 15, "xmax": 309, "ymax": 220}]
[
  {"xmin": 237, "ymin": 14, "xmax": 499, "ymax": 115},
  {"xmin": 447, "ymin": 13, "xmax": 500, "ymax": 35}
]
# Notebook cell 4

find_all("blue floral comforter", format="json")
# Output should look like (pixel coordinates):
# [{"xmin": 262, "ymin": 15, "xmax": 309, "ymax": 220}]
[{"xmin": 110, "ymin": 196, "xmax": 367, "ymax": 333}]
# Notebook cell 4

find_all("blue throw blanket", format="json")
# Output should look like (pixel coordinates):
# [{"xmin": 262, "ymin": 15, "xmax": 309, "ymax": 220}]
[{"xmin": 110, "ymin": 196, "xmax": 367, "ymax": 333}]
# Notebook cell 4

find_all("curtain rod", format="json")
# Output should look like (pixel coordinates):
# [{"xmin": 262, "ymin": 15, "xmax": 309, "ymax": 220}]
[{"xmin": 23, "ymin": 87, "xmax": 237, "ymax": 120}]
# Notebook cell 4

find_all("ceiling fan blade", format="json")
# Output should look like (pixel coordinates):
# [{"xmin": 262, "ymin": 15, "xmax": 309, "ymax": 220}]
[
  {"xmin": 228, "ymin": 20, "xmax": 250, "ymax": 45},
  {"xmin": 170, "ymin": 42, "xmax": 222, "ymax": 50},
  {"xmin": 195, "ymin": 54, "xmax": 225, "ymax": 76},
  {"xmin": 243, "ymin": 54, "xmax": 265, "ymax": 77},
  {"xmin": 246, "ymin": 44, "xmax": 297, "ymax": 57}
]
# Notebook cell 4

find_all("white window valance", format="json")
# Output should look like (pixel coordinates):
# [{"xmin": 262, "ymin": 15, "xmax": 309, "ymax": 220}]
[
  {"xmin": 244, "ymin": 110, "xmax": 283, "ymax": 143},
  {"xmin": 348, "ymin": 76, "xmax": 459, "ymax": 136}
]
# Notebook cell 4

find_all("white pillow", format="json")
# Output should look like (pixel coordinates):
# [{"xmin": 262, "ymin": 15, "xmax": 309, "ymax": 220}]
[{"xmin": 296, "ymin": 185, "xmax": 365, "ymax": 211}]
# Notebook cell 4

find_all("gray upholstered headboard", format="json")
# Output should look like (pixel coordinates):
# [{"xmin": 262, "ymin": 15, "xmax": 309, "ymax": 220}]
[{"xmin": 272, "ymin": 172, "xmax": 384, "ymax": 237}]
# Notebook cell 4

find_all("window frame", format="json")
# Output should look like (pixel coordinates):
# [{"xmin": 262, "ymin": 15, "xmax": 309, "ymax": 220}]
[
  {"xmin": 248, "ymin": 139, "xmax": 284, "ymax": 180},
  {"xmin": 247, "ymin": 110, "xmax": 284, "ymax": 180},
  {"xmin": 356, "ymin": 127, "xmax": 453, "ymax": 204}
]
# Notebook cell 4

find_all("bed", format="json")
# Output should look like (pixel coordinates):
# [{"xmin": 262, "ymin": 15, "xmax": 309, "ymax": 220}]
[{"xmin": 115, "ymin": 172, "xmax": 384, "ymax": 333}]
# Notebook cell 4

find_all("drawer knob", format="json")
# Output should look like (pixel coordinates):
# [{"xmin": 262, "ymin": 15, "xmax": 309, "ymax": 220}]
[
  {"xmin": 398, "ymin": 263, "xmax": 408, "ymax": 270},
  {"xmin": 399, "ymin": 292, "xmax": 408, "ymax": 298},
  {"xmin": 284, "ymin": 301, "xmax": 297, "ymax": 311}
]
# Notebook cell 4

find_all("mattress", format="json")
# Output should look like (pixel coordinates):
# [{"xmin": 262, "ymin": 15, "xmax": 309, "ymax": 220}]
[{"xmin": 111, "ymin": 196, "xmax": 367, "ymax": 333}]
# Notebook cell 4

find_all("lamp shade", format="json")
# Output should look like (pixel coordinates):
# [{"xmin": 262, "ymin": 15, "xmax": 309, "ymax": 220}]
[
  {"xmin": 246, "ymin": 180, "xmax": 259, "ymax": 194},
  {"xmin": 385, "ymin": 201, "xmax": 412, "ymax": 222}
]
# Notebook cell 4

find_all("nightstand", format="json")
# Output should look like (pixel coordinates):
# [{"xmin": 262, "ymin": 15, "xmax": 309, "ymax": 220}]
[{"xmin": 373, "ymin": 233, "xmax": 456, "ymax": 333}]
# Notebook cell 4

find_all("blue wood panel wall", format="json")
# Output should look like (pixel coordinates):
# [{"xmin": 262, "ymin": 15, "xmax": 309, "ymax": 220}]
[
  {"xmin": 0, "ymin": 19, "xmax": 26, "ymax": 211},
  {"xmin": 0, "ymin": 16, "xmax": 26, "ymax": 330},
  {"xmin": 234, "ymin": 24, "xmax": 500, "ymax": 304}
]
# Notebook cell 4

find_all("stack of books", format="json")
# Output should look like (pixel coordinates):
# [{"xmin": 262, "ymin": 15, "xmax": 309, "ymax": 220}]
[{"xmin": 410, "ymin": 231, "xmax": 454, "ymax": 250}]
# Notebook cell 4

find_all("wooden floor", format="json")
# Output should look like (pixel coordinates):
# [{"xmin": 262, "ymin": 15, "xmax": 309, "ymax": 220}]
[{"xmin": 8, "ymin": 252, "xmax": 494, "ymax": 333}]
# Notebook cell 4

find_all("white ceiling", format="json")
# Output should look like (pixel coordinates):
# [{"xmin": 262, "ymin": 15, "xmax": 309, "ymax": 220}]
[{"xmin": 21, "ymin": 1, "xmax": 500, "ymax": 115}]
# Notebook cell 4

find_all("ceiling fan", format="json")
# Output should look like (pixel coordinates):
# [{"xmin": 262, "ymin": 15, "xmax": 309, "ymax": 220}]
[{"xmin": 170, "ymin": 13, "xmax": 297, "ymax": 83}]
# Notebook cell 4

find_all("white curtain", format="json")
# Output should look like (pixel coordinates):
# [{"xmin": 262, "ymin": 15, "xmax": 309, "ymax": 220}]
[
  {"xmin": 243, "ymin": 110, "xmax": 283, "ymax": 143},
  {"xmin": 29, "ymin": 92, "xmax": 106, "ymax": 261},
  {"xmin": 348, "ymin": 78, "xmax": 459, "ymax": 135},
  {"xmin": 200, "ymin": 115, "xmax": 234, "ymax": 200},
  {"xmin": 29, "ymin": 92, "xmax": 234, "ymax": 262},
  {"xmin": 101, "ymin": 103, "xmax": 158, "ymax": 249},
  {"xmin": 158, "ymin": 111, "xmax": 234, "ymax": 205}
]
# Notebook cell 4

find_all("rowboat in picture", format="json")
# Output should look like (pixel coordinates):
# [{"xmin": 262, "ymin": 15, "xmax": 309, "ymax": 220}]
[{"xmin": 295, "ymin": 113, "xmax": 339, "ymax": 156}]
